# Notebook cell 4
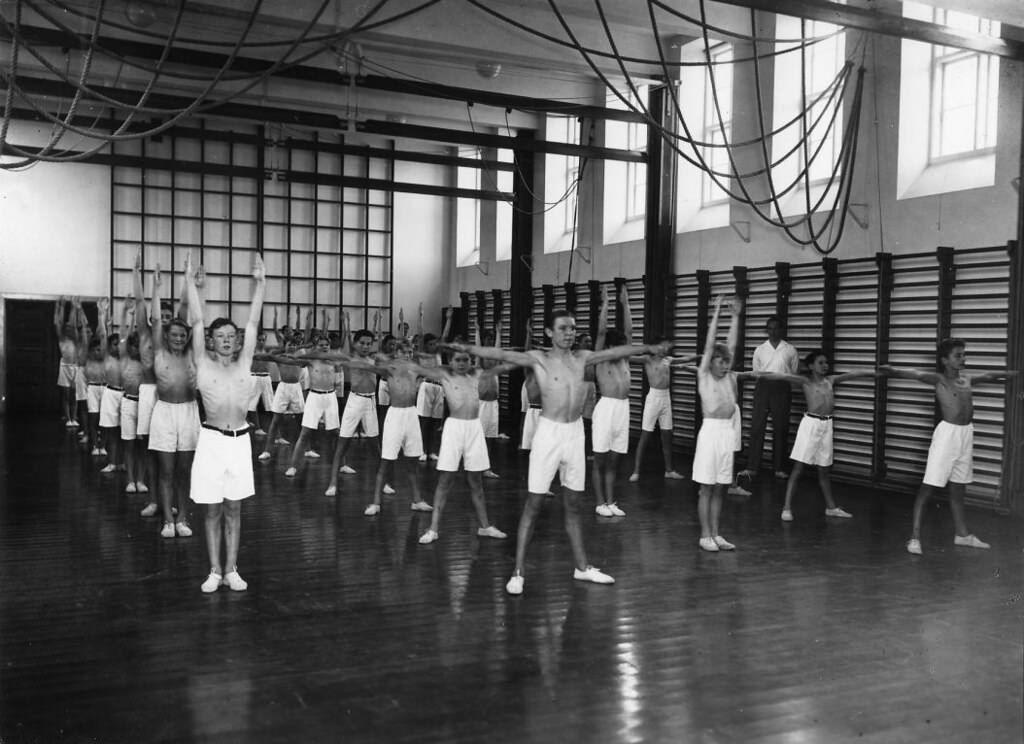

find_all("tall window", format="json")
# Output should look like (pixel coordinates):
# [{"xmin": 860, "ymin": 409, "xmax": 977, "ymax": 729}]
[
  {"xmin": 625, "ymin": 119, "xmax": 647, "ymax": 219},
  {"xmin": 455, "ymin": 147, "xmax": 481, "ymax": 268},
  {"xmin": 495, "ymin": 148, "xmax": 513, "ymax": 261},
  {"xmin": 801, "ymin": 19, "xmax": 844, "ymax": 183},
  {"xmin": 897, "ymin": 3, "xmax": 1000, "ymax": 199},
  {"xmin": 701, "ymin": 44, "xmax": 733, "ymax": 205},
  {"xmin": 929, "ymin": 10, "xmax": 999, "ymax": 160},
  {"xmin": 544, "ymin": 115, "xmax": 581, "ymax": 253}
]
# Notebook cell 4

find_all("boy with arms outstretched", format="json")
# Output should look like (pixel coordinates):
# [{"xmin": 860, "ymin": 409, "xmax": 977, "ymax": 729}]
[
  {"xmin": 882, "ymin": 339, "xmax": 1017, "ymax": 555},
  {"xmin": 759, "ymin": 350, "xmax": 878, "ymax": 522},
  {"xmin": 415, "ymin": 347, "xmax": 518, "ymax": 543},
  {"xmin": 454, "ymin": 312, "xmax": 670, "ymax": 595},
  {"xmin": 693, "ymin": 295, "xmax": 753, "ymax": 552}
]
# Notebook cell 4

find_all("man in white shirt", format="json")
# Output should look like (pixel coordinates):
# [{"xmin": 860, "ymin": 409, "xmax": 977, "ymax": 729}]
[{"xmin": 739, "ymin": 315, "xmax": 799, "ymax": 480}]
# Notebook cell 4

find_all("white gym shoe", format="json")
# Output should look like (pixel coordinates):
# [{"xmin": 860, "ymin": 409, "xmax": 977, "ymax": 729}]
[
  {"xmin": 477, "ymin": 525, "xmax": 507, "ymax": 539},
  {"xmin": 573, "ymin": 566, "xmax": 615, "ymax": 584}
]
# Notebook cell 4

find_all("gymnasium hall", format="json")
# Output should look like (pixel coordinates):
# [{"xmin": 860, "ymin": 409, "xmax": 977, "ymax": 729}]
[{"xmin": 2, "ymin": 1, "xmax": 1023, "ymax": 741}]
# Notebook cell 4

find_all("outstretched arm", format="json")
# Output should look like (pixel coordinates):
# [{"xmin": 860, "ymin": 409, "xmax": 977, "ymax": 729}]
[
  {"xmin": 443, "ymin": 342, "xmax": 536, "ymax": 369},
  {"xmin": 878, "ymin": 365, "xmax": 942, "ymax": 385},
  {"xmin": 587, "ymin": 340, "xmax": 671, "ymax": 366},
  {"xmin": 831, "ymin": 369, "xmax": 882, "ymax": 385},
  {"xmin": 970, "ymin": 369, "xmax": 1019, "ymax": 384}
]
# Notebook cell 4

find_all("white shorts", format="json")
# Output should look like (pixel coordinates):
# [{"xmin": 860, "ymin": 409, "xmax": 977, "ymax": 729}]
[
  {"xmin": 148, "ymin": 400, "xmax": 201, "ymax": 453},
  {"xmin": 301, "ymin": 390, "xmax": 341, "ymax": 430},
  {"xmin": 190, "ymin": 427, "xmax": 255, "ymax": 504},
  {"xmin": 520, "ymin": 383, "xmax": 530, "ymax": 414},
  {"xmin": 417, "ymin": 380, "xmax": 445, "ymax": 418},
  {"xmin": 731, "ymin": 406, "xmax": 742, "ymax": 452},
  {"xmin": 136, "ymin": 383, "xmax": 157, "ymax": 437},
  {"xmin": 57, "ymin": 361, "xmax": 77, "ymax": 388},
  {"xmin": 120, "ymin": 395, "xmax": 139, "ymax": 440},
  {"xmin": 248, "ymin": 374, "xmax": 273, "ymax": 412},
  {"xmin": 790, "ymin": 414, "xmax": 834, "ymax": 467},
  {"xmin": 75, "ymin": 367, "xmax": 88, "ymax": 401},
  {"xmin": 528, "ymin": 417, "xmax": 586, "ymax": 493},
  {"xmin": 86, "ymin": 383, "xmax": 105, "ymax": 414},
  {"xmin": 521, "ymin": 407, "xmax": 542, "ymax": 450},
  {"xmin": 692, "ymin": 417, "xmax": 735, "ymax": 485},
  {"xmin": 923, "ymin": 421, "xmax": 973, "ymax": 487},
  {"xmin": 271, "ymin": 381, "xmax": 305, "ymax": 415},
  {"xmin": 340, "ymin": 393, "xmax": 379, "ymax": 438},
  {"xmin": 479, "ymin": 399, "xmax": 500, "ymax": 438},
  {"xmin": 641, "ymin": 388, "xmax": 672, "ymax": 432},
  {"xmin": 380, "ymin": 406, "xmax": 423, "ymax": 460},
  {"xmin": 377, "ymin": 378, "xmax": 390, "ymax": 407},
  {"xmin": 300, "ymin": 367, "xmax": 310, "ymax": 391},
  {"xmin": 437, "ymin": 417, "xmax": 490, "ymax": 473},
  {"xmin": 99, "ymin": 386, "xmax": 124, "ymax": 428},
  {"xmin": 591, "ymin": 397, "xmax": 630, "ymax": 454}
]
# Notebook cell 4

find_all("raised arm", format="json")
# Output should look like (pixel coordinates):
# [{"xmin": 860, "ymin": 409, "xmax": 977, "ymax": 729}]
[
  {"xmin": 494, "ymin": 320, "xmax": 502, "ymax": 349},
  {"xmin": 53, "ymin": 296, "xmax": 66, "ymax": 337},
  {"xmin": 342, "ymin": 311, "xmax": 351, "ymax": 353},
  {"xmin": 699, "ymin": 295, "xmax": 725, "ymax": 374},
  {"xmin": 725, "ymin": 296, "xmax": 742, "ymax": 366},
  {"xmin": 97, "ymin": 297, "xmax": 110, "ymax": 354},
  {"xmin": 183, "ymin": 252, "xmax": 208, "ymax": 360},
  {"xmin": 620, "ymin": 284, "xmax": 632, "ymax": 345},
  {"xmin": 595, "ymin": 284, "xmax": 609, "ymax": 351},
  {"xmin": 523, "ymin": 315, "xmax": 533, "ymax": 351},
  {"xmin": 240, "ymin": 254, "xmax": 266, "ymax": 362}
]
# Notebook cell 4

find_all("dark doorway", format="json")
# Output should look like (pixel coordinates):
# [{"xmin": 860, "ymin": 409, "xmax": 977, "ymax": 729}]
[{"xmin": 4, "ymin": 299, "xmax": 97, "ymax": 417}]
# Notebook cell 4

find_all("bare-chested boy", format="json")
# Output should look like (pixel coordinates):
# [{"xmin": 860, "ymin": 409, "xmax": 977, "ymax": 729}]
[
  {"xmin": 325, "ymin": 329, "xmax": 382, "ymax": 496},
  {"xmin": 628, "ymin": 341, "xmax": 696, "ymax": 483},
  {"xmin": 54, "ymin": 297, "xmax": 80, "ymax": 427},
  {"xmin": 758, "ymin": 350, "xmax": 877, "ymax": 522},
  {"xmin": 414, "ymin": 347, "xmax": 518, "ymax": 544},
  {"xmin": 882, "ymin": 339, "xmax": 1017, "ymax": 555},
  {"xmin": 186, "ymin": 252, "xmax": 265, "ymax": 592},
  {"xmin": 416, "ymin": 303, "xmax": 453, "ymax": 461},
  {"xmin": 453, "ymin": 311, "xmax": 669, "ymax": 595},
  {"xmin": 591, "ymin": 285, "xmax": 636, "ymax": 517},
  {"xmin": 693, "ymin": 295, "xmax": 754, "ymax": 552},
  {"xmin": 361, "ymin": 341, "xmax": 432, "ymax": 510},
  {"xmin": 118, "ymin": 303, "xmax": 147, "ymax": 493},
  {"xmin": 473, "ymin": 316, "xmax": 503, "ymax": 479},
  {"xmin": 247, "ymin": 329, "xmax": 274, "ymax": 435},
  {"xmin": 255, "ymin": 339, "xmax": 306, "ymax": 459},
  {"xmin": 83, "ymin": 309, "xmax": 107, "ymax": 456},
  {"xmin": 282, "ymin": 333, "xmax": 343, "ymax": 477},
  {"xmin": 97, "ymin": 298, "xmax": 124, "ymax": 474},
  {"xmin": 145, "ymin": 263, "xmax": 200, "ymax": 537}
]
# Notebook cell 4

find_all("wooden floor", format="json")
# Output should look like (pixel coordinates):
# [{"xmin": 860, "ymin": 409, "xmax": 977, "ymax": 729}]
[{"xmin": 2, "ymin": 416, "xmax": 1022, "ymax": 744}]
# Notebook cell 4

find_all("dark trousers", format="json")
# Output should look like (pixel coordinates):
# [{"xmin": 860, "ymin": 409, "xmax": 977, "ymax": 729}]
[{"xmin": 744, "ymin": 379, "xmax": 792, "ymax": 472}]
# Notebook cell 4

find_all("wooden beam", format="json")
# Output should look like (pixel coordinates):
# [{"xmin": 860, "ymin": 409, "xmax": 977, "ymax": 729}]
[{"xmin": 711, "ymin": 0, "xmax": 1024, "ymax": 60}]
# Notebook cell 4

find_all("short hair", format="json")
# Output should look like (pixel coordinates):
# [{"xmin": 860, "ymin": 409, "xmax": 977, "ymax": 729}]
[
  {"xmin": 353, "ymin": 329, "xmax": 374, "ymax": 344},
  {"xmin": 604, "ymin": 329, "xmax": 626, "ymax": 347},
  {"xmin": 547, "ymin": 310, "xmax": 574, "ymax": 329},
  {"xmin": 804, "ymin": 349, "xmax": 827, "ymax": 368},
  {"xmin": 107, "ymin": 333, "xmax": 120, "ymax": 347},
  {"xmin": 711, "ymin": 343, "xmax": 731, "ymax": 360},
  {"xmin": 423, "ymin": 333, "xmax": 438, "ymax": 345},
  {"xmin": 937, "ymin": 337, "xmax": 966, "ymax": 364},
  {"xmin": 765, "ymin": 315, "xmax": 783, "ymax": 327},
  {"xmin": 167, "ymin": 318, "xmax": 190, "ymax": 334},
  {"xmin": 209, "ymin": 318, "xmax": 237, "ymax": 335}
]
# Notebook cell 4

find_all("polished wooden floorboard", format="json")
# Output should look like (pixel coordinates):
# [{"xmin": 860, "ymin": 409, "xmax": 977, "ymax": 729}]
[{"xmin": 2, "ymin": 418, "xmax": 1022, "ymax": 743}]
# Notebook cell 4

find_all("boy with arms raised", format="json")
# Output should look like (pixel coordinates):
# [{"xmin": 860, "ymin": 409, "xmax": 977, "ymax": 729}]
[
  {"xmin": 452, "ymin": 311, "xmax": 670, "ymax": 595},
  {"xmin": 185, "ymin": 252, "xmax": 266, "ymax": 592},
  {"xmin": 882, "ymin": 340, "xmax": 1016, "ymax": 555},
  {"xmin": 693, "ymin": 295, "xmax": 753, "ymax": 552}
]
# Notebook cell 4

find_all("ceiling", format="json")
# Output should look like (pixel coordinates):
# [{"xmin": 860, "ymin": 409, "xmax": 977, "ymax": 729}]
[{"xmin": 3, "ymin": 0, "xmax": 1023, "ymax": 149}]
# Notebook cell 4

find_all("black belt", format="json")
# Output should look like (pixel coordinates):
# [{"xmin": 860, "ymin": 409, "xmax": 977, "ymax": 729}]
[
  {"xmin": 311, "ymin": 389, "xmax": 335, "ymax": 395},
  {"xmin": 529, "ymin": 404, "xmax": 542, "ymax": 409},
  {"xmin": 252, "ymin": 372, "xmax": 270, "ymax": 377},
  {"xmin": 88, "ymin": 382, "xmax": 104, "ymax": 386},
  {"xmin": 806, "ymin": 413, "xmax": 833, "ymax": 421},
  {"xmin": 353, "ymin": 391, "xmax": 375, "ymax": 397},
  {"xmin": 202, "ymin": 423, "xmax": 251, "ymax": 438},
  {"xmin": 106, "ymin": 385, "xmax": 124, "ymax": 392},
  {"xmin": 124, "ymin": 394, "xmax": 139, "ymax": 402}
]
